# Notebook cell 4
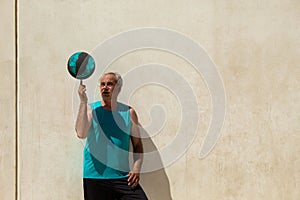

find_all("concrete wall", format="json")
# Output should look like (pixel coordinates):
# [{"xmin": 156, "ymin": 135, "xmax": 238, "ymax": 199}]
[
  {"xmin": 1, "ymin": 0, "xmax": 300, "ymax": 199},
  {"xmin": 0, "ymin": 0, "xmax": 16, "ymax": 199}
]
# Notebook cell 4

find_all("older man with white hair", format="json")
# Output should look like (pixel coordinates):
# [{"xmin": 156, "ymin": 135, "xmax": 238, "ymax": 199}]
[{"xmin": 75, "ymin": 72, "xmax": 148, "ymax": 200}]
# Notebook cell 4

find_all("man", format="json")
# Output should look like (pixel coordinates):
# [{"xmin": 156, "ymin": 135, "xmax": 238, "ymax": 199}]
[{"xmin": 75, "ymin": 72, "xmax": 148, "ymax": 200}]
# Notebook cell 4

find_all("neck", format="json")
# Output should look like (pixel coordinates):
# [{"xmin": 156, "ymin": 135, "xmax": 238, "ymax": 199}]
[{"xmin": 102, "ymin": 99, "xmax": 118, "ymax": 110}]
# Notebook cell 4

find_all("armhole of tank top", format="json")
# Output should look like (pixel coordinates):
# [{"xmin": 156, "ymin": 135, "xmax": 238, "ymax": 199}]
[{"xmin": 128, "ymin": 106, "xmax": 133, "ymax": 128}]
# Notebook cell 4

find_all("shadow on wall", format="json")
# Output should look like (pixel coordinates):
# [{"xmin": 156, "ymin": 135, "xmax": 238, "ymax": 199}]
[{"xmin": 134, "ymin": 127, "xmax": 173, "ymax": 200}]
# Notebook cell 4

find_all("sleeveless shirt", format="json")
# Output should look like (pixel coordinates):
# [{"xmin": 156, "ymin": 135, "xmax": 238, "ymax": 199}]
[{"xmin": 83, "ymin": 101, "xmax": 132, "ymax": 179}]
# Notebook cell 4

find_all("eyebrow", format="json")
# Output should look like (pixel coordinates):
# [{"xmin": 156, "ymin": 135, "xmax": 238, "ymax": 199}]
[{"xmin": 100, "ymin": 81, "xmax": 115, "ymax": 85}]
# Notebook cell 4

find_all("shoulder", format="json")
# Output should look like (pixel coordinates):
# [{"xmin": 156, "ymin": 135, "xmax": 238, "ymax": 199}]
[
  {"xmin": 129, "ymin": 106, "xmax": 136, "ymax": 114},
  {"xmin": 117, "ymin": 102, "xmax": 133, "ymax": 112},
  {"xmin": 89, "ymin": 101, "xmax": 101, "ymax": 110},
  {"xmin": 116, "ymin": 102, "xmax": 138, "ymax": 120},
  {"xmin": 128, "ymin": 106, "xmax": 138, "ymax": 124}
]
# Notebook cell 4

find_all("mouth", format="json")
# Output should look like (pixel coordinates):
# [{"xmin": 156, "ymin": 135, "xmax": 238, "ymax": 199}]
[{"xmin": 102, "ymin": 91, "xmax": 110, "ymax": 95}]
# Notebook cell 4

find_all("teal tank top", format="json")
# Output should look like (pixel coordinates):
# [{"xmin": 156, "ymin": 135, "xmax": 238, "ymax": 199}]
[{"xmin": 83, "ymin": 101, "xmax": 132, "ymax": 179}]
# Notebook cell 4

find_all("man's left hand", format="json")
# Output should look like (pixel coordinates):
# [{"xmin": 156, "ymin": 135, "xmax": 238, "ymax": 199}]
[{"xmin": 127, "ymin": 171, "xmax": 140, "ymax": 188}]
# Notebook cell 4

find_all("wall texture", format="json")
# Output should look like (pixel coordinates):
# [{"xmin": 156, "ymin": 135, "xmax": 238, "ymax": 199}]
[
  {"xmin": 0, "ymin": 0, "xmax": 16, "ymax": 199},
  {"xmin": 1, "ymin": 0, "xmax": 300, "ymax": 199}
]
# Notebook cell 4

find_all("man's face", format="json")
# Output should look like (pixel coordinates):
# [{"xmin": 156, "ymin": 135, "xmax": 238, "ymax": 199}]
[{"xmin": 100, "ymin": 74, "xmax": 119, "ymax": 100}]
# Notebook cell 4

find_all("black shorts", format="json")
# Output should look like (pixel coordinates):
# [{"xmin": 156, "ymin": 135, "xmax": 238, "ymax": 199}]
[{"xmin": 83, "ymin": 178, "xmax": 148, "ymax": 200}]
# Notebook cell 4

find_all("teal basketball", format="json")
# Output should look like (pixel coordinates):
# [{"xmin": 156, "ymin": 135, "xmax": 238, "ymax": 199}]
[{"xmin": 67, "ymin": 52, "xmax": 95, "ymax": 79}]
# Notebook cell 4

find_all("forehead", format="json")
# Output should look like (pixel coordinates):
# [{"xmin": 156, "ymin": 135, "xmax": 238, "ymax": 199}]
[{"xmin": 100, "ymin": 74, "xmax": 116, "ymax": 82}]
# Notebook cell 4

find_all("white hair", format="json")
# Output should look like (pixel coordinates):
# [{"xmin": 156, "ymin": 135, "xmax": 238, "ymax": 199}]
[{"xmin": 99, "ymin": 72, "xmax": 123, "ymax": 88}]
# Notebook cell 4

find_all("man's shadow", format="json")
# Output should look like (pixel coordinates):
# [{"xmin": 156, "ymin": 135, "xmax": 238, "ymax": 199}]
[{"xmin": 130, "ymin": 126, "xmax": 173, "ymax": 200}]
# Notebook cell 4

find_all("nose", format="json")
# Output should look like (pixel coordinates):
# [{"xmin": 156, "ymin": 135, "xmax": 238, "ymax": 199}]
[{"xmin": 100, "ymin": 83, "xmax": 108, "ymax": 88}]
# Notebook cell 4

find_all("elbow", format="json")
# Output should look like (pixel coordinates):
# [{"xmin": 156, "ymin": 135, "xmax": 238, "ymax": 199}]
[
  {"xmin": 75, "ymin": 129, "xmax": 87, "ymax": 139},
  {"xmin": 77, "ymin": 133, "xmax": 86, "ymax": 139}
]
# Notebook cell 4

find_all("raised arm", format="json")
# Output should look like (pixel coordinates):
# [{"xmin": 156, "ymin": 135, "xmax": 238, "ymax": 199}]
[
  {"xmin": 75, "ymin": 82, "xmax": 92, "ymax": 139},
  {"xmin": 128, "ymin": 107, "xmax": 144, "ymax": 188}
]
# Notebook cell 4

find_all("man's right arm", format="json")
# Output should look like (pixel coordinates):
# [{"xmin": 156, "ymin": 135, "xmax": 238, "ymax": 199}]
[{"xmin": 75, "ymin": 83, "xmax": 92, "ymax": 139}]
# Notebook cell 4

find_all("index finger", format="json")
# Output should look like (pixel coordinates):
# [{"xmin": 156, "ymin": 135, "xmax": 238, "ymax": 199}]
[{"xmin": 127, "ymin": 172, "xmax": 133, "ymax": 183}]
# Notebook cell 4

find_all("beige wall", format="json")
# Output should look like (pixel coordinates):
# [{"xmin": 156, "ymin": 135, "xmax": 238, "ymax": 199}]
[
  {"xmin": 1, "ymin": 0, "xmax": 299, "ymax": 199},
  {"xmin": 0, "ymin": 0, "xmax": 16, "ymax": 199}
]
